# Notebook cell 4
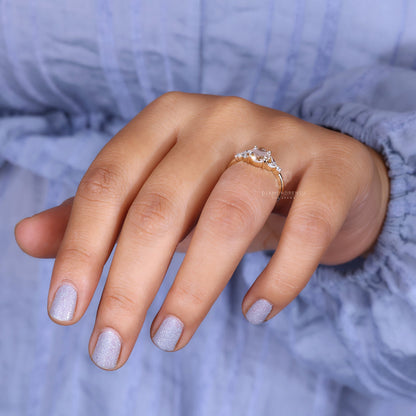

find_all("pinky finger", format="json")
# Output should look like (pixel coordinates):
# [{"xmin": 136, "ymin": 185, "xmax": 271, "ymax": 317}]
[{"xmin": 242, "ymin": 166, "xmax": 358, "ymax": 324}]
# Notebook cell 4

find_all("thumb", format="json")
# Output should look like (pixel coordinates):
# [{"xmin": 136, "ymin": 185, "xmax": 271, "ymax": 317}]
[{"xmin": 14, "ymin": 197, "xmax": 74, "ymax": 258}]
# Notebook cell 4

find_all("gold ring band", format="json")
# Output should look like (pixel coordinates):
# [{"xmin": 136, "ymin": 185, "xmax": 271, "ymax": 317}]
[{"xmin": 227, "ymin": 146, "xmax": 284, "ymax": 201}]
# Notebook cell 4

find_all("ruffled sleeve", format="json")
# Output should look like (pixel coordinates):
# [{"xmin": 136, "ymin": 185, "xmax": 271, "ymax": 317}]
[{"xmin": 240, "ymin": 64, "xmax": 416, "ymax": 399}]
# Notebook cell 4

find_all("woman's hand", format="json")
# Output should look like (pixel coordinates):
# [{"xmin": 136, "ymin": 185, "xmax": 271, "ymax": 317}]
[{"xmin": 14, "ymin": 92, "xmax": 390, "ymax": 370}]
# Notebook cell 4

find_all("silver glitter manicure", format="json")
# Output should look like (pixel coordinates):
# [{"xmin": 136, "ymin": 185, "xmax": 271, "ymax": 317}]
[
  {"xmin": 92, "ymin": 329, "xmax": 122, "ymax": 370},
  {"xmin": 152, "ymin": 315, "xmax": 184, "ymax": 352},
  {"xmin": 49, "ymin": 284, "xmax": 77, "ymax": 322},
  {"xmin": 245, "ymin": 299, "xmax": 273, "ymax": 325}
]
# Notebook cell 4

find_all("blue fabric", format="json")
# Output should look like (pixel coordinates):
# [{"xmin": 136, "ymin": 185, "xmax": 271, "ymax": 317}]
[{"xmin": 1, "ymin": 1, "xmax": 416, "ymax": 415}]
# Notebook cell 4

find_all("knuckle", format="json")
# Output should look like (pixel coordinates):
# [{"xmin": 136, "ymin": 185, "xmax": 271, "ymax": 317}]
[
  {"xmin": 270, "ymin": 274, "xmax": 300, "ymax": 297},
  {"xmin": 104, "ymin": 289, "xmax": 138, "ymax": 315},
  {"xmin": 154, "ymin": 91, "xmax": 185, "ymax": 109},
  {"xmin": 269, "ymin": 114, "xmax": 302, "ymax": 141},
  {"xmin": 290, "ymin": 206, "xmax": 333, "ymax": 248},
  {"xmin": 219, "ymin": 95, "xmax": 251, "ymax": 112},
  {"xmin": 170, "ymin": 283, "xmax": 205, "ymax": 307},
  {"xmin": 59, "ymin": 245, "xmax": 97, "ymax": 266},
  {"xmin": 321, "ymin": 137, "xmax": 369, "ymax": 171},
  {"xmin": 208, "ymin": 96, "xmax": 252, "ymax": 122},
  {"xmin": 205, "ymin": 196, "xmax": 256, "ymax": 238},
  {"xmin": 77, "ymin": 165, "xmax": 124, "ymax": 203},
  {"xmin": 315, "ymin": 138, "xmax": 374, "ymax": 192},
  {"xmin": 129, "ymin": 191, "xmax": 176, "ymax": 240}
]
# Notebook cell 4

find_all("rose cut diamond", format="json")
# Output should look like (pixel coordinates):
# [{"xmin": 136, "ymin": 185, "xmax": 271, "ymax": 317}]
[
  {"xmin": 251, "ymin": 146, "xmax": 271, "ymax": 162},
  {"xmin": 235, "ymin": 146, "xmax": 282, "ymax": 174}
]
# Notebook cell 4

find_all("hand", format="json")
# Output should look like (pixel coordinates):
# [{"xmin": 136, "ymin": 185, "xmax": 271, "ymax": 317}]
[{"xmin": 14, "ymin": 92, "xmax": 390, "ymax": 370}]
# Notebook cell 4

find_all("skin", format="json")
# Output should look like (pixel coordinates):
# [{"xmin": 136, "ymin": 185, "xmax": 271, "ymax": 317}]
[{"xmin": 14, "ymin": 92, "xmax": 390, "ymax": 370}]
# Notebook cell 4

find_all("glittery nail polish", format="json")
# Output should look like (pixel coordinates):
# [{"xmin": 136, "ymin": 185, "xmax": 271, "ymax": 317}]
[
  {"xmin": 49, "ymin": 284, "xmax": 77, "ymax": 322},
  {"xmin": 245, "ymin": 299, "xmax": 273, "ymax": 325},
  {"xmin": 152, "ymin": 315, "xmax": 184, "ymax": 352},
  {"xmin": 92, "ymin": 329, "xmax": 122, "ymax": 370}
]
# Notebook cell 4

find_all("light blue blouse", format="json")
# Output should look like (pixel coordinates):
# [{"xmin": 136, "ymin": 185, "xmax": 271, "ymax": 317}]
[{"xmin": 1, "ymin": 1, "xmax": 416, "ymax": 415}]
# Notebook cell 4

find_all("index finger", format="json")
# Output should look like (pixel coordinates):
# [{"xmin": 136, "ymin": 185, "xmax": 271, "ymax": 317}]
[{"xmin": 47, "ymin": 92, "xmax": 194, "ymax": 324}]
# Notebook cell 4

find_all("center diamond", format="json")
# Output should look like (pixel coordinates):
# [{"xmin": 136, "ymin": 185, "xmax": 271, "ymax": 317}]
[{"xmin": 250, "ymin": 146, "xmax": 271, "ymax": 162}]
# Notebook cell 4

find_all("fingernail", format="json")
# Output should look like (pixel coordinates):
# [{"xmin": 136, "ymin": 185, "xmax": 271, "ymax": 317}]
[
  {"xmin": 245, "ymin": 299, "xmax": 273, "ymax": 325},
  {"xmin": 49, "ymin": 284, "xmax": 77, "ymax": 322},
  {"xmin": 92, "ymin": 329, "xmax": 122, "ymax": 370},
  {"xmin": 152, "ymin": 315, "xmax": 184, "ymax": 352}
]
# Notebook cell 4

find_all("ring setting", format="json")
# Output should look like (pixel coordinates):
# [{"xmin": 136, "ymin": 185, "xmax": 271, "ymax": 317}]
[{"xmin": 228, "ymin": 146, "xmax": 284, "ymax": 201}]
